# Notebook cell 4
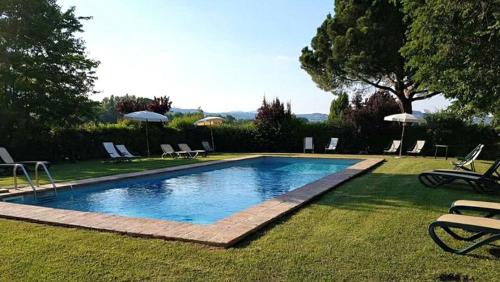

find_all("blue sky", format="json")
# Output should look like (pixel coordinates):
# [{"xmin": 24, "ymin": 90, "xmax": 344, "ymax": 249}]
[{"xmin": 60, "ymin": 0, "xmax": 449, "ymax": 114}]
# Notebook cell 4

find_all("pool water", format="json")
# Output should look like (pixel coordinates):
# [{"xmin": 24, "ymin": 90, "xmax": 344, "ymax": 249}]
[{"xmin": 6, "ymin": 157, "xmax": 358, "ymax": 224}]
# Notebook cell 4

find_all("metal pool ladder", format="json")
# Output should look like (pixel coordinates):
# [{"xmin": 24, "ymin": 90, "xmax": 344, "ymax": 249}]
[{"xmin": 12, "ymin": 162, "xmax": 57, "ymax": 197}]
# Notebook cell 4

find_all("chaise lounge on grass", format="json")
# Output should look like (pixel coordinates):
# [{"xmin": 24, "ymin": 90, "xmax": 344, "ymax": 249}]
[
  {"xmin": 160, "ymin": 144, "xmax": 184, "ymax": 158},
  {"xmin": 418, "ymin": 160, "xmax": 499, "ymax": 193},
  {"xmin": 116, "ymin": 145, "xmax": 139, "ymax": 158},
  {"xmin": 453, "ymin": 144, "xmax": 484, "ymax": 171},
  {"xmin": 407, "ymin": 140, "xmax": 425, "ymax": 156},
  {"xmin": 303, "ymin": 137, "xmax": 314, "ymax": 153},
  {"xmin": 102, "ymin": 142, "xmax": 133, "ymax": 162},
  {"xmin": 178, "ymin": 143, "xmax": 206, "ymax": 158},
  {"xmin": 0, "ymin": 147, "xmax": 50, "ymax": 168},
  {"xmin": 325, "ymin": 138, "xmax": 339, "ymax": 153},
  {"xmin": 383, "ymin": 140, "xmax": 401, "ymax": 154},
  {"xmin": 428, "ymin": 213, "xmax": 500, "ymax": 255},
  {"xmin": 0, "ymin": 147, "xmax": 54, "ymax": 190},
  {"xmin": 201, "ymin": 141, "xmax": 214, "ymax": 153},
  {"xmin": 449, "ymin": 200, "xmax": 500, "ymax": 218}
]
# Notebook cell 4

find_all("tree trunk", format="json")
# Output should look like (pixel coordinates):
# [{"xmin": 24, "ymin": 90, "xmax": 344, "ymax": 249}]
[
  {"xmin": 394, "ymin": 79, "xmax": 413, "ymax": 113},
  {"xmin": 399, "ymin": 97, "xmax": 413, "ymax": 113}
]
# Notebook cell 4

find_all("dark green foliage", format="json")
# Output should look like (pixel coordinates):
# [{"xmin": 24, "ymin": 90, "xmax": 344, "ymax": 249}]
[
  {"xmin": 424, "ymin": 111, "xmax": 499, "ymax": 158},
  {"xmin": 300, "ymin": 0, "xmax": 440, "ymax": 113},
  {"xmin": 328, "ymin": 92, "xmax": 349, "ymax": 122},
  {"xmin": 402, "ymin": 0, "xmax": 500, "ymax": 118},
  {"xmin": 0, "ymin": 0, "xmax": 100, "ymax": 127}
]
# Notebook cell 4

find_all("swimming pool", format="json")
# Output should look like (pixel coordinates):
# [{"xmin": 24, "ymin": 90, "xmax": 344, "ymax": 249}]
[{"xmin": 6, "ymin": 157, "xmax": 358, "ymax": 224}]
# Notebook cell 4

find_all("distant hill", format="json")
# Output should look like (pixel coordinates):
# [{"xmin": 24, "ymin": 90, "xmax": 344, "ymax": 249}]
[{"xmin": 170, "ymin": 108, "xmax": 328, "ymax": 122}]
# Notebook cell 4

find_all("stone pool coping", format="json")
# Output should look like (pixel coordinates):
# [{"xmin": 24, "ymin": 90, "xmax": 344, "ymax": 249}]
[{"xmin": 0, "ymin": 155, "xmax": 383, "ymax": 247}]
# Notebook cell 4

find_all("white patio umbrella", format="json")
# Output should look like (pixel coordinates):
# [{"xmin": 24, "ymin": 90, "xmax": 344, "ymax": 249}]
[
  {"xmin": 384, "ymin": 113, "xmax": 424, "ymax": 157},
  {"xmin": 124, "ymin": 111, "xmax": 168, "ymax": 157},
  {"xmin": 194, "ymin": 116, "xmax": 225, "ymax": 150}
]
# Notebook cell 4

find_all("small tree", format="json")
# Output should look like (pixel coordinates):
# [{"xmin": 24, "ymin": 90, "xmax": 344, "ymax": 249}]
[
  {"xmin": 254, "ymin": 97, "xmax": 293, "ymax": 151},
  {"xmin": 147, "ymin": 96, "xmax": 172, "ymax": 115},
  {"xmin": 115, "ymin": 96, "xmax": 149, "ymax": 114},
  {"xmin": 328, "ymin": 92, "xmax": 349, "ymax": 122}
]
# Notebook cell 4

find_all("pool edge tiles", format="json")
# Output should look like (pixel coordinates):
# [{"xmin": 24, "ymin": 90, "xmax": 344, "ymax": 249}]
[{"xmin": 0, "ymin": 156, "xmax": 384, "ymax": 247}]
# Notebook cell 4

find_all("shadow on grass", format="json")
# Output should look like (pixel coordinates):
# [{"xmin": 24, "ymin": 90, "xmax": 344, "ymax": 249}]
[{"xmin": 234, "ymin": 171, "xmax": 499, "ymax": 252}]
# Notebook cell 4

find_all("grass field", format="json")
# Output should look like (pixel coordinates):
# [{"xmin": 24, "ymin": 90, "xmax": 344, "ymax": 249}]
[{"xmin": 0, "ymin": 155, "xmax": 498, "ymax": 281}]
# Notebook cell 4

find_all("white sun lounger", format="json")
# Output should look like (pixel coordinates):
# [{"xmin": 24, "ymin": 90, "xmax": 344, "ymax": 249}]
[
  {"xmin": 102, "ymin": 142, "xmax": 131, "ymax": 162},
  {"xmin": 383, "ymin": 140, "xmax": 401, "ymax": 154},
  {"xmin": 407, "ymin": 140, "xmax": 426, "ymax": 155},
  {"xmin": 453, "ymin": 144, "xmax": 484, "ymax": 171},
  {"xmin": 178, "ymin": 143, "xmax": 206, "ymax": 158},
  {"xmin": 325, "ymin": 138, "xmax": 339, "ymax": 153},
  {"xmin": 116, "ymin": 145, "xmax": 138, "ymax": 158},
  {"xmin": 304, "ymin": 137, "xmax": 314, "ymax": 153},
  {"xmin": 201, "ymin": 141, "xmax": 214, "ymax": 152},
  {"xmin": 160, "ymin": 144, "xmax": 184, "ymax": 158}
]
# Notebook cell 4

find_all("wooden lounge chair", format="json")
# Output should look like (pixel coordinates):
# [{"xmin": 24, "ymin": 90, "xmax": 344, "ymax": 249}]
[
  {"xmin": 325, "ymin": 138, "xmax": 339, "ymax": 153},
  {"xmin": 115, "ymin": 145, "xmax": 139, "ymax": 158},
  {"xmin": 201, "ymin": 141, "xmax": 214, "ymax": 153},
  {"xmin": 418, "ymin": 160, "xmax": 499, "ymax": 193},
  {"xmin": 449, "ymin": 200, "xmax": 500, "ymax": 218},
  {"xmin": 102, "ymin": 142, "xmax": 131, "ymax": 162},
  {"xmin": 407, "ymin": 140, "xmax": 425, "ymax": 156},
  {"xmin": 428, "ymin": 214, "xmax": 500, "ymax": 255},
  {"xmin": 453, "ymin": 144, "xmax": 484, "ymax": 171},
  {"xmin": 383, "ymin": 140, "xmax": 401, "ymax": 154},
  {"xmin": 178, "ymin": 143, "xmax": 206, "ymax": 158},
  {"xmin": 304, "ymin": 137, "xmax": 314, "ymax": 153},
  {"xmin": 160, "ymin": 144, "xmax": 183, "ymax": 158}
]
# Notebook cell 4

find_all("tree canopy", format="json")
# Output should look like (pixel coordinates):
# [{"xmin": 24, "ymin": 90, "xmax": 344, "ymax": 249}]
[
  {"xmin": 402, "ymin": 0, "xmax": 500, "ymax": 118},
  {"xmin": 0, "ymin": 0, "xmax": 99, "ymax": 127},
  {"xmin": 300, "ymin": 0, "xmax": 439, "ymax": 113}
]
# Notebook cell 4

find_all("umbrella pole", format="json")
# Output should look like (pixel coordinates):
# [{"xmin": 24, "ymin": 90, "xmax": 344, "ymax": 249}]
[
  {"xmin": 210, "ymin": 126, "xmax": 215, "ymax": 151},
  {"xmin": 399, "ymin": 122, "xmax": 405, "ymax": 157},
  {"xmin": 146, "ymin": 121, "xmax": 150, "ymax": 157}
]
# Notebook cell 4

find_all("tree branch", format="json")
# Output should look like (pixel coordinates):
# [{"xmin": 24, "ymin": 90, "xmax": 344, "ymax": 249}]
[
  {"xmin": 410, "ymin": 91, "xmax": 441, "ymax": 101},
  {"xmin": 357, "ymin": 76, "xmax": 398, "ymax": 95}
]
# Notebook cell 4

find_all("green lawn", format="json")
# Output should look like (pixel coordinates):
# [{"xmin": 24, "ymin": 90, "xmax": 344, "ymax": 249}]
[{"xmin": 0, "ymin": 155, "xmax": 498, "ymax": 281}]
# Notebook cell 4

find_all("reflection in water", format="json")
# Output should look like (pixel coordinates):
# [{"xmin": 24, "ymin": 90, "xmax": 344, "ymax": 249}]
[{"xmin": 9, "ymin": 158, "xmax": 357, "ymax": 224}]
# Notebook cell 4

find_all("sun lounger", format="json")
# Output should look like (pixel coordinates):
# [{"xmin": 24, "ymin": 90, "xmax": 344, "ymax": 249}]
[
  {"xmin": 201, "ymin": 141, "xmax": 214, "ymax": 153},
  {"xmin": 160, "ymin": 144, "xmax": 183, "ymax": 158},
  {"xmin": 116, "ymin": 145, "xmax": 139, "ymax": 158},
  {"xmin": 407, "ymin": 140, "xmax": 425, "ymax": 155},
  {"xmin": 325, "ymin": 138, "xmax": 339, "ymax": 153},
  {"xmin": 418, "ymin": 160, "xmax": 499, "ymax": 193},
  {"xmin": 0, "ymin": 147, "xmax": 50, "ymax": 167},
  {"xmin": 452, "ymin": 144, "xmax": 484, "ymax": 171},
  {"xmin": 449, "ymin": 200, "xmax": 500, "ymax": 218},
  {"xmin": 0, "ymin": 147, "xmax": 54, "ymax": 190},
  {"xmin": 304, "ymin": 137, "xmax": 314, "ymax": 153},
  {"xmin": 383, "ymin": 140, "xmax": 401, "ymax": 154},
  {"xmin": 428, "ymin": 214, "xmax": 500, "ymax": 254},
  {"xmin": 102, "ymin": 142, "xmax": 131, "ymax": 162},
  {"xmin": 178, "ymin": 143, "xmax": 206, "ymax": 158}
]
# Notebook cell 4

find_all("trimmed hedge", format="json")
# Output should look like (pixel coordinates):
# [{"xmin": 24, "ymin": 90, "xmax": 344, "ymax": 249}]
[{"xmin": 0, "ymin": 121, "xmax": 497, "ymax": 162}]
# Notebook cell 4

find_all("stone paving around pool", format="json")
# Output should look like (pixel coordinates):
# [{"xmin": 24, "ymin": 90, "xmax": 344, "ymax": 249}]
[{"xmin": 0, "ymin": 155, "xmax": 383, "ymax": 247}]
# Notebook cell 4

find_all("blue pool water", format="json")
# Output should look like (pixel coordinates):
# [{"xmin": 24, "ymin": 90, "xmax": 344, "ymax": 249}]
[{"xmin": 6, "ymin": 157, "xmax": 358, "ymax": 224}]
